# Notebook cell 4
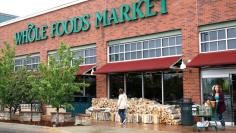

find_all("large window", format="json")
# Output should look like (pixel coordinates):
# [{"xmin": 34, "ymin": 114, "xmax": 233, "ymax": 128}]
[
  {"xmin": 109, "ymin": 74, "xmax": 124, "ymax": 99},
  {"xmin": 126, "ymin": 73, "xmax": 142, "ymax": 98},
  {"xmin": 48, "ymin": 46, "xmax": 96, "ymax": 66},
  {"xmin": 201, "ymin": 27, "xmax": 236, "ymax": 52},
  {"xmin": 84, "ymin": 76, "xmax": 96, "ymax": 97},
  {"xmin": 109, "ymin": 72, "xmax": 183, "ymax": 104},
  {"xmin": 72, "ymin": 47, "xmax": 96, "ymax": 65},
  {"xmin": 48, "ymin": 53, "xmax": 59, "ymax": 64},
  {"xmin": 75, "ymin": 75, "xmax": 96, "ymax": 97},
  {"xmin": 15, "ymin": 55, "xmax": 40, "ymax": 70},
  {"xmin": 109, "ymin": 35, "xmax": 182, "ymax": 62},
  {"xmin": 164, "ymin": 73, "xmax": 183, "ymax": 104},
  {"xmin": 144, "ymin": 72, "xmax": 162, "ymax": 103}
]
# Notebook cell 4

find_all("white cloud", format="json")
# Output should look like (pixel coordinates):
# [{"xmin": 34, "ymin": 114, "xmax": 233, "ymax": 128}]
[{"xmin": 0, "ymin": 0, "xmax": 78, "ymax": 17}]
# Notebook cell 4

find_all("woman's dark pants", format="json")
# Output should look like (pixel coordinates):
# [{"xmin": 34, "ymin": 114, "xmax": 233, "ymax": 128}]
[{"xmin": 118, "ymin": 109, "xmax": 126, "ymax": 123}]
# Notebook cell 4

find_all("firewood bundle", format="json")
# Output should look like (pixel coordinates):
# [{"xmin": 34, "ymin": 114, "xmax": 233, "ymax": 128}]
[
  {"xmin": 158, "ymin": 105, "xmax": 181, "ymax": 125},
  {"xmin": 91, "ymin": 98, "xmax": 117, "ymax": 113},
  {"xmin": 87, "ymin": 98, "xmax": 181, "ymax": 125}
]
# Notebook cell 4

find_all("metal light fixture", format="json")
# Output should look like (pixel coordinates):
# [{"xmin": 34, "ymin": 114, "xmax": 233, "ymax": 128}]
[
  {"xmin": 180, "ymin": 60, "xmax": 186, "ymax": 70},
  {"xmin": 91, "ymin": 68, "xmax": 94, "ymax": 75}
]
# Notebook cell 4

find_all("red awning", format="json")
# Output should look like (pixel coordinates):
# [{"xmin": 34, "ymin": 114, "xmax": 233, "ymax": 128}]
[
  {"xmin": 94, "ymin": 56, "xmax": 181, "ymax": 74},
  {"xmin": 187, "ymin": 50, "xmax": 236, "ymax": 67},
  {"xmin": 77, "ymin": 65, "xmax": 96, "ymax": 75}
]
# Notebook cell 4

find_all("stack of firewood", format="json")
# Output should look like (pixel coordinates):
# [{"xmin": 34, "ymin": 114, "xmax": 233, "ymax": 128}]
[
  {"xmin": 87, "ymin": 98, "xmax": 181, "ymax": 125},
  {"xmin": 91, "ymin": 98, "xmax": 117, "ymax": 113},
  {"xmin": 157, "ymin": 105, "xmax": 181, "ymax": 125}
]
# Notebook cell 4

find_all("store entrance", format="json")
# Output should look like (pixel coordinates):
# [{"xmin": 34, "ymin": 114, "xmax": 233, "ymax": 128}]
[
  {"xmin": 202, "ymin": 77, "xmax": 233, "ymax": 125},
  {"xmin": 230, "ymin": 74, "xmax": 236, "ymax": 125},
  {"xmin": 201, "ymin": 68, "xmax": 236, "ymax": 126}
]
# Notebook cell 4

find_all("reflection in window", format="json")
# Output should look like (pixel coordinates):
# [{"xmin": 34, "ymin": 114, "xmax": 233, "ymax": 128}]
[
  {"xmin": 164, "ymin": 73, "xmax": 183, "ymax": 104},
  {"xmin": 109, "ymin": 35, "xmax": 182, "ymax": 62},
  {"xmin": 144, "ymin": 73, "xmax": 162, "ymax": 103},
  {"xmin": 201, "ymin": 43, "xmax": 209, "ymax": 52},
  {"xmin": 227, "ymin": 28, "xmax": 236, "ymax": 38},
  {"xmin": 202, "ymin": 77, "xmax": 232, "ymax": 122},
  {"xmin": 202, "ymin": 78, "xmax": 229, "ymax": 101},
  {"xmin": 209, "ymin": 31, "xmax": 217, "ymax": 40},
  {"xmin": 75, "ymin": 76, "xmax": 96, "ymax": 97},
  {"xmin": 15, "ymin": 55, "xmax": 40, "ymax": 71},
  {"xmin": 73, "ymin": 47, "xmax": 96, "ymax": 65},
  {"xmin": 228, "ymin": 39, "xmax": 236, "ymax": 49},
  {"xmin": 49, "ymin": 47, "xmax": 96, "ymax": 66},
  {"xmin": 201, "ymin": 32, "xmax": 209, "ymax": 42},
  {"xmin": 209, "ymin": 42, "xmax": 217, "ymax": 51},
  {"xmin": 126, "ymin": 73, "xmax": 142, "ymax": 98},
  {"xmin": 218, "ymin": 40, "xmax": 226, "ymax": 50},
  {"xmin": 200, "ymin": 27, "xmax": 236, "ymax": 52},
  {"xmin": 109, "ymin": 74, "xmax": 124, "ymax": 99},
  {"xmin": 84, "ymin": 76, "xmax": 96, "ymax": 97},
  {"xmin": 109, "ymin": 72, "xmax": 183, "ymax": 104}
]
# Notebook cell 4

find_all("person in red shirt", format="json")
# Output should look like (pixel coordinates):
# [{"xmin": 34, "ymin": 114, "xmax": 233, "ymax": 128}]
[{"xmin": 211, "ymin": 84, "xmax": 226, "ymax": 129}]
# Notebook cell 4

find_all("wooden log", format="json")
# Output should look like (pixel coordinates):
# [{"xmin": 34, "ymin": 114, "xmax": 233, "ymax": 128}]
[{"xmin": 90, "ymin": 98, "xmax": 181, "ymax": 125}]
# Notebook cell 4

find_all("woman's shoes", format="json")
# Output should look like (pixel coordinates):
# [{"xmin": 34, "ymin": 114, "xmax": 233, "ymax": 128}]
[
  {"xmin": 120, "ymin": 119, "xmax": 126, "ymax": 128},
  {"xmin": 219, "ymin": 126, "xmax": 225, "ymax": 130},
  {"xmin": 122, "ymin": 119, "xmax": 126, "ymax": 125}
]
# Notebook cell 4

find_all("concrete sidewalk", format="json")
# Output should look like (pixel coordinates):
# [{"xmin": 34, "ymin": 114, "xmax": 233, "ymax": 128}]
[
  {"xmin": 0, "ymin": 122, "xmax": 49, "ymax": 133},
  {"xmin": 0, "ymin": 121, "xmax": 236, "ymax": 133},
  {"xmin": 55, "ymin": 125, "xmax": 178, "ymax": 133},
  {"xmin": 53, "ymin": 121, "xmax": 236, "ymax": 133},
  {"xmin": 54, "ymin": 125, "xmax": 236, "ymax": 133}
]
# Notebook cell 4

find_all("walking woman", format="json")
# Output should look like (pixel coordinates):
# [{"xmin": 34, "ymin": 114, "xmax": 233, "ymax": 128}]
[
  {"xmin": 211, "ymin": 84, "xmax": 226, "ymax": 129},
  {"xmin": 117, "ymin": 88, "xmax": 128, "ymax": 127}
]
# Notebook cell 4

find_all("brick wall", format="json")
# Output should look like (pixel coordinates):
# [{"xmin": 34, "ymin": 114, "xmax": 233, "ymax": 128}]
[{"xmin": 1, "ymin": 0, "xmax": 236, "ymax": 101}]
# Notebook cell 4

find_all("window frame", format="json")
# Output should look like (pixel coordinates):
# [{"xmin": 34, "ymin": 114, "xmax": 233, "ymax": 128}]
[
  {"xmin": 14, "ymin": 54, "xmax": 40, "ymax": 71},
  {"xmin": 48, "ymin": 46, "xmax": 96, "ymax": 66},
  {"xmin": 72, "ymin": 47, "xmax": 96, "ymax": 66},
  {"xmin": 199, "ymin": 26, "xmax": 236, "ymax": 53},
  {"xmin": 108, "ymin": 72, "xmax": 183, "ymax": 104},
  {"xmin": 108, "ymin": 35, "xmax": 182, "ymax": 63}
]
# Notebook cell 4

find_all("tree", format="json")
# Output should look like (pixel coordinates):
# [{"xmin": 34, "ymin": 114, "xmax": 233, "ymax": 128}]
[
  {"xmin": 11, "ymin": 67, "xmax": 39, "ymax": 121},
  {"xmin": 0, "ymin": 42, "xmax": 16, "ymax": 115},
  {"xmin": 0, "ymin": 43, "xmax": 37, "ymax": 119},
  {"xmin": 31, "ymin": 42, "xmax": 85, "ymax": 126}
]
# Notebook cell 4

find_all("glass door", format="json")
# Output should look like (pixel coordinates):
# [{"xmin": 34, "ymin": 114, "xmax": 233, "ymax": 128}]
[
  {"xmin": 230, "ymin": 74, "xmax": 236, "ymax": 125},
  {"xmin": 202, "ymin": 77, "xmax": 233, "ymax": 124}
]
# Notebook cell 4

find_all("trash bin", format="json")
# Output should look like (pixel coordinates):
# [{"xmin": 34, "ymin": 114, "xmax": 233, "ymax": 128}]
[
  {"xmin": 181, "ymin": 98, "xmax": 194, "ymax": 126},
  {"xmin": 67, "ymin": 96, "xmax": 92, "ymax": 116}
]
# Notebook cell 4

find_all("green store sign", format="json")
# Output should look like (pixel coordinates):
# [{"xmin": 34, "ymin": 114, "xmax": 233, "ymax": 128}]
[{"xmin": 15, "ymin": 0, "xmax": 167, "ymax": 45}]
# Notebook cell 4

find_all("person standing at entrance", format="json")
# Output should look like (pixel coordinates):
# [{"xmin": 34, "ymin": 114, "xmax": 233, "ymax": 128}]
[
  {"xmin": 212, "ymin": 84, "xmax": 226, "ymax": 129},
  {"xmin": 117, "ymin": 88, "xmax": 128, "ymax": 127}
]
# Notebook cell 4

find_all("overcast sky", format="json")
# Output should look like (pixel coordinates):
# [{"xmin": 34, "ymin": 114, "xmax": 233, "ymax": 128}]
[{"xmin": 0, "ymin": 0, "xmax": 81, "ymax": 17}]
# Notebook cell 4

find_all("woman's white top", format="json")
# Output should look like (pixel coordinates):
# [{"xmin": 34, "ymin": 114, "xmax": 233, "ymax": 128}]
[{"xmin": 117, "ymin": 93, "xmax": 128, "ymax": 109}]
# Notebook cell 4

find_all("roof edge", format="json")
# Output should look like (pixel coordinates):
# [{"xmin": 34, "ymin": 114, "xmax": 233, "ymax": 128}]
[{"xmin": 0, "ymin": 0, "xmax": 88, "ymax": 27}]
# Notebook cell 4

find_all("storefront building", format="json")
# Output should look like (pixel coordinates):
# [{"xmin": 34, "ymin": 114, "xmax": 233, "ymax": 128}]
[{"xmin": 0, "ymin": 0, "xmax": 236, "ymax": 125}]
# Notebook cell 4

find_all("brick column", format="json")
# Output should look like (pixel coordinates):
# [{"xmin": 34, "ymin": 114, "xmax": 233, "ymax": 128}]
[
  {"xmin": 183, "ymin": 68, "xmax": 201, "ymax": 104},
  {"xmin": 96, "ymin": 75, "xmax": 107, "ymax": 98},
  {"xmin": 182, "ymin": 27, "xmax": 201, "ymax": 104},
  {"xmin": 95, "ymin": 28, "xmax": 108, "ymax": 98},
  {"xmin": 181, "ymin": 0, "xmax": 201, "ymax": 104}
]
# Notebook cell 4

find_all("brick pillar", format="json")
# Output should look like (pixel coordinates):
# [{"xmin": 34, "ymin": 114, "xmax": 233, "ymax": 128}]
[
  {"xmin": 96, "ymin": 75, "xmax": 107, "ymax": 98},
  {"xmin": 183, "ymin": 68, "xmax": 201, "ymax": 104},
  {"xmin": 182, "ymin": 26, "xmax": 202, "ymax": 104},
  {"xmin": 95, "ymin": 28, "xmax": 108, "ymax": 98},
  {"xmin": 181, "ymin": 0, "xmax": 201, "ymax": 104}
]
